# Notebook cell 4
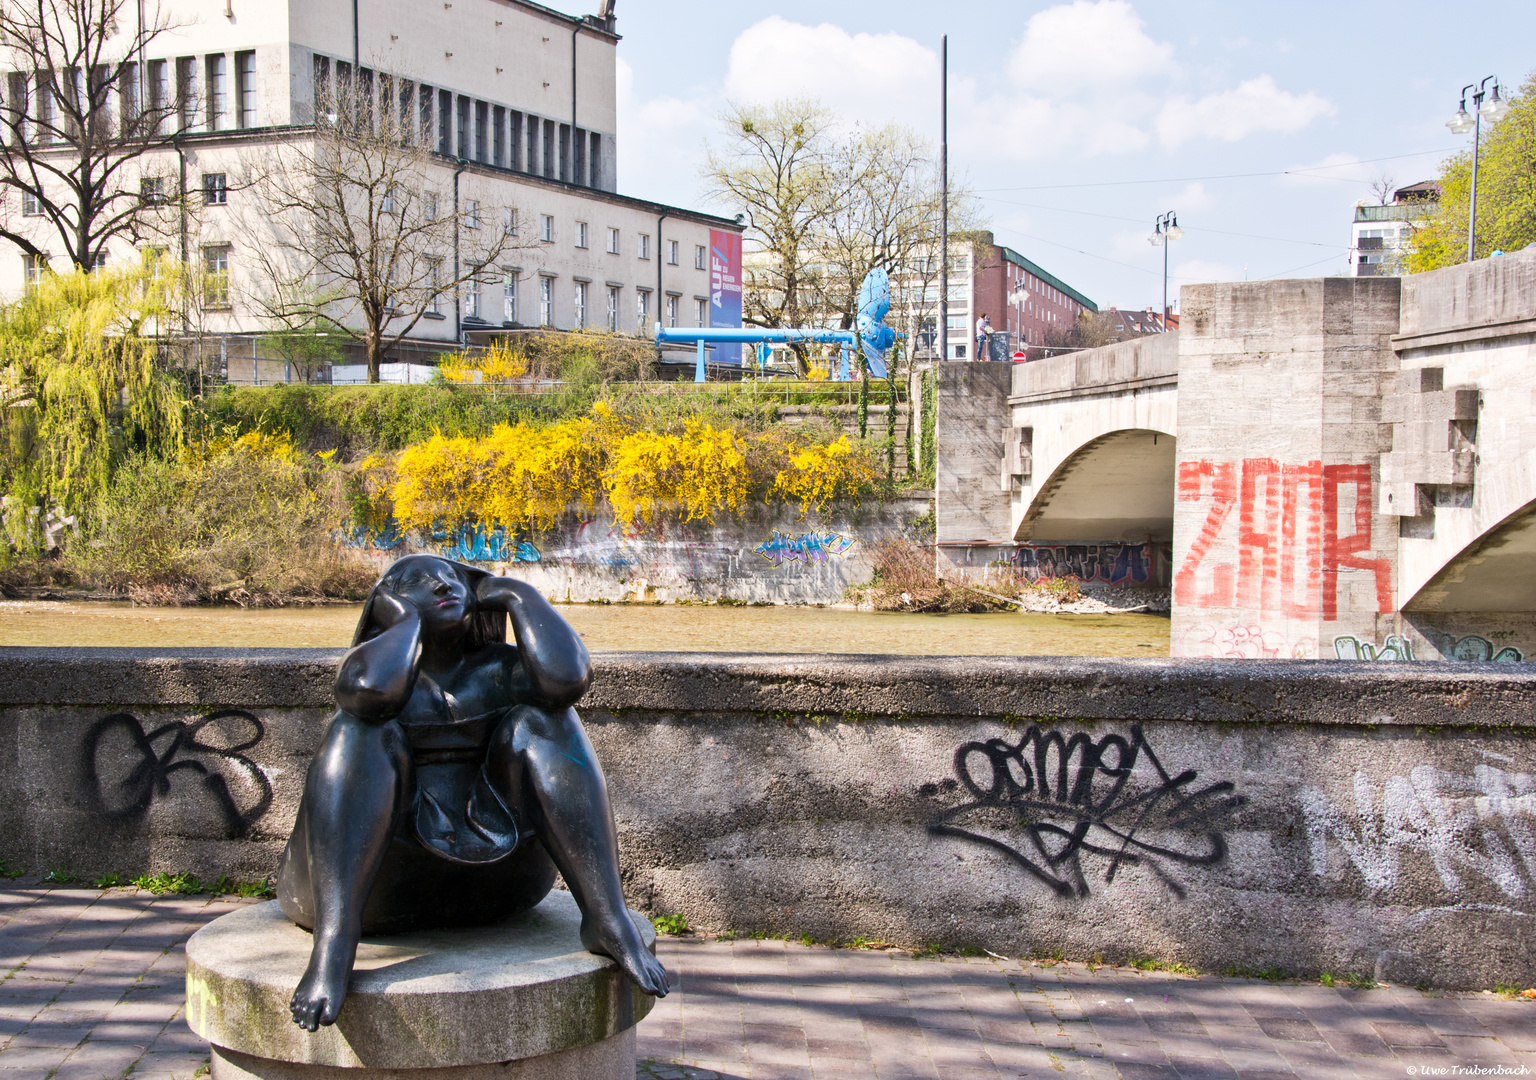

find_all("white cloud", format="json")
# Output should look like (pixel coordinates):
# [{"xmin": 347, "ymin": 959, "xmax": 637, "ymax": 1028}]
[
  {"xmin": 1155, "ymin": 75, "xmax": 1334, "ymax": 147},
  {"xmin": 723, "ymin": 16, "xmax": 939, "ymax": 134},
  {"xmin": 1007, "ymin": 0, "xmax": 1175, "ymax": 90},
  {"xmin": 614, "ymin": 55, "xmax": 716, "ymax": 206},
  {"xmin": 1172, "ymin": 259, "xmax": 1242, "ymax": 290}
]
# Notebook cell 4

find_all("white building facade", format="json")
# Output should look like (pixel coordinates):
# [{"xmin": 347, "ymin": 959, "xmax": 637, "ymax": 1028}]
[{"xmin": 0, "ymin": 0, "xmax": 739, "ymax": 376}]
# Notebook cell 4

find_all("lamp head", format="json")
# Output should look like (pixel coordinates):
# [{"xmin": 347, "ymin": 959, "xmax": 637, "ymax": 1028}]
[
  {"xmin": 1480, "ymin": 85, "xmax": 1511, "ymax": 123},
  {"xmin": 1447, "ymin": 105, "xmax": 1475, "ymax": 134},
  {"xmin": 1166, "ymin": 224, "xmax": 1184, "ymax": 241}
]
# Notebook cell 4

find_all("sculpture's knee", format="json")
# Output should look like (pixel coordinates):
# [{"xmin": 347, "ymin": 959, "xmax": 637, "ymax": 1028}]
[{"xmin": 307, "ymin": 711, "xmax": 410, "ymax": 799}]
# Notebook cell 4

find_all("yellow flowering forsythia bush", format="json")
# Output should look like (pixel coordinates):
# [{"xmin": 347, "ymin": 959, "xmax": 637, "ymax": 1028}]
[{"xmin": 388, "ymin": 404, "xmax": 876, "ymax": 534}]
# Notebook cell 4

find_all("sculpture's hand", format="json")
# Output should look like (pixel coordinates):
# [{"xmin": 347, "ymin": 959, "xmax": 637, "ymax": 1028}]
[
  {"xmin": 335, "ymin": 587, "xmax": 424, "ymax": 721},
  {"xmin": 476, "ymin": 574, "xmax": 591, "ymax": 706},
  {"xmin": 369, "ymin": 586, "xmax": 417, "ymax": 630}
]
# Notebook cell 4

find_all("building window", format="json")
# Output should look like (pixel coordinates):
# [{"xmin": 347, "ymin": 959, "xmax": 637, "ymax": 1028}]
[
  {"xmin": 573, "ymin": 281, "xmax": 587, "ymax": 328},
  {"xmin": 21, "ymin": 191, "xmax": 41, "ymax": 216},
  {"xmin": 140, "ymin": 177, "xmax": 165, "ymax": 205},
  {"xmin": 606, "ymin": 227, "xmax": 620, "ymax": 255},
  {"xmin": 89, "ymin": 252, "xmax": 107, "ymax": 271},
  {"xmin": 666, "ymin": 240, "xmax": 678, "ymax": 265},
  {"xmin": 574, "ymin": 221, "xmax": 587, "ymax": 249},
  {"xmin": 539, "ymin": 276, "xmax": 554, "ymax": 326},
  {"xmin": 176, "ymin": 57, "xmax": 198, "ymax": 131},
  {"xmin": 694, "ymin": 244, "xmax": 706, "ymax": 271},
  {"xmin": 503, "ymin": 270, "xmax": 518, "ymax": 323},
  {"xmin": 464, "ymin": 278, "xmax": 479, "ymax": 319},
  {"xmin": 22, "ymin": 253, "xmax": 46, "ymax": 294},
  {"xmin": 235, "ymin": 51, "xmax": 256, "ymax": 127},
  {"xmin": 425, "ymin": 193, "xmax": 438, "ymax": 220},
  {"xmin": 437, "ymin": 88, "xmax": 451, "ymax": 154},
  {"xmin": 382, "ymin": 185, "xmax": 399, "ymax": 213},
  {"xmin": 203, "ymin": 173, "xmax": 227, "ymax": 205},
  {"xmin": 205, "ymin": 54, "xmax": 227, "ymax": 131},
  {"xmin": 607, "ymin": 286, "xmax": 619, "ymax": 331},
  {"xmin": 465, "ymin": 200, "xmax": 480, "ymax": 229},
  {"xmin": 540, "ymin": 214, "xmax": 554, "ymax": 243},
  {"xmin": 637, "ymin": 289, "xmax": 650, "ymax": 328},
  {"xmin": 503, "ymin": 207, "xmax": 517, "ymax": 236},
  {"xmin": 694, "ymin": 297, "xmax": 706, "ymax": 327},
  {"xmin": 665, "ymin": 294, "xmax": 678, "ymax": 327},
  {"xmin": 637, "ymin": 233, "xmax": 649, "ymax": 260},
  {"xmin": 203, "ymin": 245, "xmax": 230, "ymax": 308},
  {"xmin": 148, "ymin": 60, "xmax": 168, "ymax": 131},
  {"xmin": 424, "ymin": 259, "xmax": 441, "ymax": 315}
]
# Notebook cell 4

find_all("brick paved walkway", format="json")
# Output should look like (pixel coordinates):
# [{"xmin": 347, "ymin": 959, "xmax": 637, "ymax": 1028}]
[{"xmin": 2, "ymin": 883, "xmax": 1531, "ymax": 1080}]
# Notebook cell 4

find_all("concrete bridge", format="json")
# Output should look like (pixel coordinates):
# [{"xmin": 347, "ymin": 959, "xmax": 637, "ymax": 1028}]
[{"xmin": 935, "ymin": 246, "xmax": 1536, "ymax": 661}]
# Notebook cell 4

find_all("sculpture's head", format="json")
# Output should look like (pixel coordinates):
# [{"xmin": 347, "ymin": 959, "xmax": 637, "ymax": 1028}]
[{"xmin": 353, "ymin": 555, "xmax": 507, "ymax": 649}]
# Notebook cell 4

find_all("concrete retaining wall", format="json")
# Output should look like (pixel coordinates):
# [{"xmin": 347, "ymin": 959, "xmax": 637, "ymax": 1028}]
[
  {"xmin": 343, "ymin": 499, "xmax": 933, "ymax": 605},
  {"xmin": 2, "ymin": 647, "xmax": 1534, "ymax": 989}
]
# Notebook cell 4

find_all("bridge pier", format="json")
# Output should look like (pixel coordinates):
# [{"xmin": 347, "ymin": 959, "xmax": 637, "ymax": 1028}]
[{"xmin": 932, "ymin": 246, "xmax": 1536, "ymax": 660}]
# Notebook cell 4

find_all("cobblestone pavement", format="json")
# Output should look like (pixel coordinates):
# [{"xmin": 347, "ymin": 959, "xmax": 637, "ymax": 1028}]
[{"xmin": 2, "ymin": 884, "xmax": 1532, "ymax": 1080}]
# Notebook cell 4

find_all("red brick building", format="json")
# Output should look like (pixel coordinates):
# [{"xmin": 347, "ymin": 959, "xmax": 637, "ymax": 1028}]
[{"xmin": 957, "ymin": 231, "xmax": 1097, "ymax": 359}]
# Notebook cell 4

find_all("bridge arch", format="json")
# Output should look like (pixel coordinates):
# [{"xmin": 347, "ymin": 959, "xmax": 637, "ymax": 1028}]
[
  {"xmin": 1015, "ymin": 428, "xmax": 1177, "ymax": 543},
  {"xmin": 1401, "ymin": 449, "xmax": 1536, "ymax": 613}
]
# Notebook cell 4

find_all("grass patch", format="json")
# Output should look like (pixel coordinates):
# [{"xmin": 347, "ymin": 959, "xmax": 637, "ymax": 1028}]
[
  {"xmin": 129, "ymin": 872, "xmax": 274, "ymax": 898},
  {"xmin": 1129, "ymin": 955, "xmax": 1199, "ymax": 976},
  {"xmin": 651, "ymin": 913, "xmax": 689, "ymax": 936},
  {"xmin": 1224, "ymin": 965, "xmax": 1291, "ymax": 982},
  {"xmin": 0, "ymin": 859, "xmax": 26, "ymax": 879}
]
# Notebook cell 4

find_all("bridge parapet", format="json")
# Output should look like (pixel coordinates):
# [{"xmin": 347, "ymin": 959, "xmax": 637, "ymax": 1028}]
[{"xmin": 1381, "ymin": 247, "xmax": 1536, "ymax": 634}]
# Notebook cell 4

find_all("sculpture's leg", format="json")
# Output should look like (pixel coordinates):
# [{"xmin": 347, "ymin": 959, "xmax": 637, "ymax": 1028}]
[
  {"xmin": 290, "ymin": 712, "xmax": 411, "ymax": 1030},
  {"xmin": 488, "ymin": 705, "xmax": 669, "ymax": 996}
]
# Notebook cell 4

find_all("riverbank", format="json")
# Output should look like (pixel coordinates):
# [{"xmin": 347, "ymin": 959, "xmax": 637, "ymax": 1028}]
[{"xmin": 0, "ymin": 599, "xmax": 1171, "ymax": 655}]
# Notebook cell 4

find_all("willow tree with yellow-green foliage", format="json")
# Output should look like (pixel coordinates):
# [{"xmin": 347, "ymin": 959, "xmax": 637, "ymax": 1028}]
[
  {"xmin": 1409, "ymin": 72, "xmax": 1536, "ymax": 271},
  {"xmin": 0, "ymin": 266, "xmax": 186, "ymax": 545}
]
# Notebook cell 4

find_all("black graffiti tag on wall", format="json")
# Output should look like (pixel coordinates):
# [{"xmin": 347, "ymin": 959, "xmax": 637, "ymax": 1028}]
[
  {"xmin": 922, "ymin": 723, "xmax": 1243, "ymax": 899},
  {"xmin": 82, "ymin": 711, "xmax": 273, "ymax": 836}
]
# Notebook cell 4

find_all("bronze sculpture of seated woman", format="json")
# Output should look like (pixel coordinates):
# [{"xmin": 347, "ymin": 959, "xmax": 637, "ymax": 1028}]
[{"xmin": 275, "ymin": 554, "xmax": 668, "ymax": 1031}]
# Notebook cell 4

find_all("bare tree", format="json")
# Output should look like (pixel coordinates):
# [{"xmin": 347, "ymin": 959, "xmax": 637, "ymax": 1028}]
[
  {"xmin": 821, "ymin": 125, "xmax": 942, "ymax": 333},
  {"xmin": 703, "ymin": 98, "xmax": 838, "ymax": 374},
  {"xmin": 1368, "ymin": 173, "xmax": 1397, "ymax": 207},
  {"xmin": 0, "ymin": 0, "xmax": 183, "ymax": 268},
  {"xmin": 244, "ymin": 78, "xmax": 518, "ymax": 382}
]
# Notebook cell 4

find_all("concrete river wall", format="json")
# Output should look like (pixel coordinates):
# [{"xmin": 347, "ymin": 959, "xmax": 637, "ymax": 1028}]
[{"xmin": 1, "ymin": 648, "xmax": 1532, "ymax": 990}]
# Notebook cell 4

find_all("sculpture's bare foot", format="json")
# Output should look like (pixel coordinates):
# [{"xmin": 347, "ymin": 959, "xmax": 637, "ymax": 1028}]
[
  {"xmin": 289, "ymin": 941, "xmax": 352, "ymax": 1030},
  {"xmin": 582, "ymin": 911, "xmax": 670, "ymax": 997}
]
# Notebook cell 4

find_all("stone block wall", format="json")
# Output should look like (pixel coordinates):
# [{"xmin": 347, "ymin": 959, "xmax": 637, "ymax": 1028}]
[
  {"xmin": 935, "ymin": 361, "xmax": 1013, "ymax": 576},
  {"xmin": 2, "ymin": 648, "xmax": 1534, "ymax": 990},
  {"xmin": 1171, "ymin": 278, "xmax": 1402, "ymax": 658}
]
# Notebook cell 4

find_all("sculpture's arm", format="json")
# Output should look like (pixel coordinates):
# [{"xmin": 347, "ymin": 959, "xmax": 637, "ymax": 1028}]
[
  {"xmin": 476, "ymin": 575, "xmax": 592, "ymax": 707},
  {"xmin": 334, "ymin": 591, "xmax": 423, "ymax": 721}
]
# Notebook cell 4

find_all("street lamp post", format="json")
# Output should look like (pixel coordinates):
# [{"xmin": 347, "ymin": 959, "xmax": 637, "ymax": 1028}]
[
  {"xmin": 1446, "ymin": 77, "xmax": 1510, "ymax": 263},
  {"xmin": 1148, "ymin": 210, "xmax": 1182, "ymax": 331}
]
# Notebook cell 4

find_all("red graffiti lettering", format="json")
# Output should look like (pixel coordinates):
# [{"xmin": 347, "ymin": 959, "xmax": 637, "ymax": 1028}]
[
  {"xmin": 1177, "ymin": 458, "xmax": 1389, "ymax": 619},
  {"xmin": 1280, "ymin": 462, "xmax": 1322, "ymax": 619},
  {"xmin": 1322, "ymin": 463, "xmax": 1392, "ymax": 618},
  {"xmin": 1173, "ymin": 460, "xmax": 1236, "ymax": 608},
  {"xmin": 1238, "ymin": 458, "xmax": 1280, "ymax": 613}
]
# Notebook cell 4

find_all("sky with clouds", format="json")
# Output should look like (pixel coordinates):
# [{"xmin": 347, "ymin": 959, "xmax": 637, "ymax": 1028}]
[{"xmin": 596, "ymin": 0, "xmax": 1534, "ymax": 313}]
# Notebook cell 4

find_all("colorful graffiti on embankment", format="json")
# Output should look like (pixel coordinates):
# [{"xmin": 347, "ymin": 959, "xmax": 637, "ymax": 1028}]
[{"xmin": 1009, "ymin": 543, "xmax": 1170, "ymax": 586}]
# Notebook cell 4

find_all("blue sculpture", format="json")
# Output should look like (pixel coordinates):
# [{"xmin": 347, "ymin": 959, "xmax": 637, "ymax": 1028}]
[{"xmin": 655, "ymin": 269, "xmax": 898, "ymax": 382}]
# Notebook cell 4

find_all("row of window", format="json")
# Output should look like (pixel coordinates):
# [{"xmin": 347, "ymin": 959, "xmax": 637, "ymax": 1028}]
[
  {"xmin": 3, "ymin": 54, "xmax": 257, "ymax": 143},
  {"xmin": 453, "ymin": 273, "xmax": 705, "ymax": 331},
  {"xmin": 312, "ymin": 56, "xmax": 605, "ymax": 189},
  {"xmin": 22, "ymin": 245, "xmax": 710, "ymax": 332}
]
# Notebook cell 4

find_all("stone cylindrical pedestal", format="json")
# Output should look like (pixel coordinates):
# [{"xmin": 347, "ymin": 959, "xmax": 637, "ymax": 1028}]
[{"xmin": 185, "ymin": 893, "xmax": 655, "ymax": 1080}]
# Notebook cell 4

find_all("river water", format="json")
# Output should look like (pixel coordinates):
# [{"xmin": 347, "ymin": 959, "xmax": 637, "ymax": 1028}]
[{"xmin": 0, "ymin": 601, "xmax": 1168, "ymax": 656}]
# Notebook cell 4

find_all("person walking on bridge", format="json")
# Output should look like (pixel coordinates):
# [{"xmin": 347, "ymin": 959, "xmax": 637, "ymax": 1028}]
[{"xmin": 976, "ymin": 313, "xmax": 991, "ymax": 360}]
